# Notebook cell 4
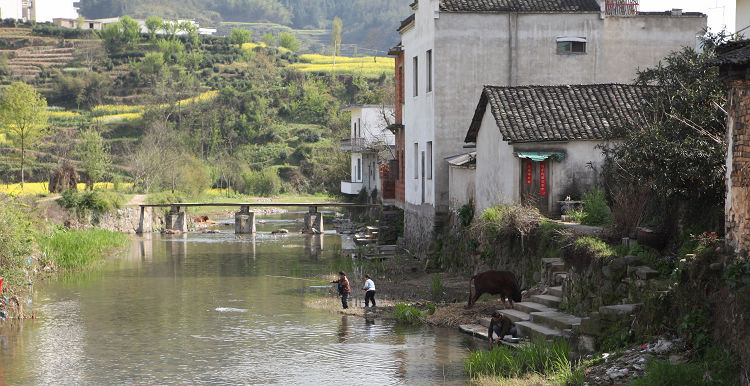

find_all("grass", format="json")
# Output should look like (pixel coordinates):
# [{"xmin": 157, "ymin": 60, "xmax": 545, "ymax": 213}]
[
  {"xmin": 464, "ymin": 339, "xmax": 574, "ymax": 381},
  {"xmin": 291, "ymin": 54, "xmax": 394, "ymax": 78},
  {"xmin": 394, "ymin": 302, "xmax": 423, "ymax": 324},
  {"xmin": 631, "ymin": 347, "xmax": 739, "ymax": 386},
  {"xmin": 38, "ymin": 227, "xmax": 129, "ymax": 270}
]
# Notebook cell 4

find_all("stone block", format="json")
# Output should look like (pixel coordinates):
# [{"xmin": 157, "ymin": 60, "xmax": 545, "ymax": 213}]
[
  {"xmin": 623, "ymin": 255, "xmax": 644, "ymax": 266},
  {"xmin": 635, "ymin": 266, "xmax": 659, "ymax": 280},
  {"xmin": 579, "ymin": 316, "xmax": 601, "ymax": 335},
  {"xmin": 578, "ymin": 335, "xmax": 596, "ymax": 353},
  {"xmin": 599, "ymin": 304, "xmax": 642, "ymax": 322}
]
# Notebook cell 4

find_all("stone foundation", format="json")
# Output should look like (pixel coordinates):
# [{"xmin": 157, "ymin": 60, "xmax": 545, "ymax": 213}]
[
  {"xmin": 403, "ymin": 203, "xmax": 437, "ymax": 258},
  {"xmin": 726, "ymin": 81, "xmax": 750, "ymax": 256}
]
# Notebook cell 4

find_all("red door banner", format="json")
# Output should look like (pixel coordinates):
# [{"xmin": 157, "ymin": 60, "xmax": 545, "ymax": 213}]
[
  {"xmin": 539, "ymin": 163, "xmax": 546, "ymax": 196},
  {"xmin": 526, "ymin": 162, "xmax": 533, "ymax": 185}
]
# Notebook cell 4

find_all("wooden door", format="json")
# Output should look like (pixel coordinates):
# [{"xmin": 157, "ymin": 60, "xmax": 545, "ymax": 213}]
[{"xmin": 520, "ymin": 159, "xmax": 550, "ymax": 216}]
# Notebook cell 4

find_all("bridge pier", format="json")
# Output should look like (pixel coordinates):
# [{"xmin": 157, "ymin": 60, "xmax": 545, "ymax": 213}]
[
  {"xmin": 302, "ymin": 206, "xmax": 323, "ymax": 234},
  {"xmin": 165, "ymin": 205, "xmax": 188, "ymax": 233},
  {"xmin": 235, "ymin": 205, "xmax": 256, "ymax": 234},
  {"xmin": 137, "ymin": 206, "xmax": 153, "ymax": 234}
]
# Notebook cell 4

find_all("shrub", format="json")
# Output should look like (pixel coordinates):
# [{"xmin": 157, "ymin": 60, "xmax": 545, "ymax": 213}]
[
  {"xmin": 58, "ymin": 189, "xmax": 122, "ymax": 214},
  {"xmin": 394, "ymin": 303, "xmax": 423, "ymax": 324},
  {"xmin": 579, "ymin": 189, "xmax": 612, "ymax": 226},
  {"xmin": 241, "ymin": 169, "xmax": 281, "ymax": 197},
  {"xmin": 457, "ymin": 201, "xmax": 474, "ymax": 227},
  {"xmin": 0, "ymin": 197, "xmax": 35, "ymax": 289}
]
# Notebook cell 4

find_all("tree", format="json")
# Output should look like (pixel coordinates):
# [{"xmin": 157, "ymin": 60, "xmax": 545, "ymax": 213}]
[
  {"xmin": 602, "ymin": 39, "xmax": 728, "ymax": 234},
  {"xmin": 262, "ymin": 32, "xmax": 276, "ymax": 46},
  {"xmin": 278, "ymin": 31, "xmax": 300, "ymax": 52},
  {"xmin": 231, "ymin": 28, "xmax": 251, "ymax": 47},
  {"xmin": 145, "ymin": 16, "xmax": 163, "ymax": 41},
  {"xmin": 76, "ymin": 128, "xmax": 110, "ymax": 190},
  {"xmin": 331, "ymin": 16, "xmax": 342, "ymax": 56},
  {"xmin": 0, "ymin": 82, "xmax": 49, "ymax": 189},
  {"xmin": 120, "ymin": 16, "xmax": 141, "ymax": 47}
]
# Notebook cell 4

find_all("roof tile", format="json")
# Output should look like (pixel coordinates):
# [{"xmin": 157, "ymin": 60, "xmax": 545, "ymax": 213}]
[
  {"xmin": 439, "ymin": 0, "xmax": 600, "ymax": 13},
  {"xmin": 465, "ymin": 84, "xmax": 653, "ymax": 143}
]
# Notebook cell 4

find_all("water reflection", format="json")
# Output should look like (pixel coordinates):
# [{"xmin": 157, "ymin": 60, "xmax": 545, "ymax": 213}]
[{"xmin": 0, "ymin": 228, "xmax": 477, "ymax": 384}]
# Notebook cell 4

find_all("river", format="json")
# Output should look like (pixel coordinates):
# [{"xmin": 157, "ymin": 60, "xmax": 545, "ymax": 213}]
[{"xmin": 0, "ymin": 212, "xmax": 478, "ymax": 385}]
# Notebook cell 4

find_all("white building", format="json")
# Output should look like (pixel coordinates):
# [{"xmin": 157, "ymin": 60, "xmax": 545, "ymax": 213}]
[
  {"xmin": 739, "ymin": 0, "xmax": 750, "ymax": 33},
  {"xmin": 397, "ymin": 0, "xmax": 706, "ymax": 253},
  {"xmin": 465, "ymin": 84, "xmax": 650, "ymax": 215},
  {"xmin": 0, "ymin": 0, "xmax": 26, "ymax": 20},
  {"xmin": 340, "ymin": 105, "xmax": 396, "ymax": 200}
]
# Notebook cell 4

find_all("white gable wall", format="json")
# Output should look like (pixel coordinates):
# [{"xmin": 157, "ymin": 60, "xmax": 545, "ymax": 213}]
[{"xmin": 474, "ymin": 106, "xmax": 611, "ymax": 215}]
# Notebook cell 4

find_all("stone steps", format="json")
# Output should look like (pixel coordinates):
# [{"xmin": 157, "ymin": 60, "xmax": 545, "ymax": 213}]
[
  {"xmin": 513, "ymin": 301, "xmax": 554, "ymax": 314},
  {"xmin": 530, "ymin": 294, "xmax": 562, "ymax": 308},
  {"xmin": 499, "ymin": 308, "xmax": 531, "ymax": 323},
  {"xmin": 530, "ymin": 310, "xmax": 581, "ymax": 331},
  {"xmin": 516, "ymin": 320, "xmax": 563, "ymax": 340},
  {"xmin": 548, "ymin": 285, "xmax": 563, "ymax": 297}
]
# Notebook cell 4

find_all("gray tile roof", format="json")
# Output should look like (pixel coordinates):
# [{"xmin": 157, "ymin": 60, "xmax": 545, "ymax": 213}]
[
  {"xmin": 439, "ymin": 0, "xmax": 601, "ymax": 13},
  {"xmin": 713, "ymin": 40, "xmax": 750, "ymax": 66},
  {"xmin": 465, "ymin": 84, "xmax": 653, "ymax": 143}
]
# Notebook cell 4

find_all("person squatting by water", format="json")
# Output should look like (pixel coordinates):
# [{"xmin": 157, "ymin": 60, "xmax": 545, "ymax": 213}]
[
  {"xmin": 331, "ymin": 271, "xmax": 351, "ymax": 309},
  {"xmin": 363, "ymin": 274, "xmax": 376, "ymax": 307},
  {"xmin": 488, "ymin": 310, "xmax": 517, "ymax": 349}
]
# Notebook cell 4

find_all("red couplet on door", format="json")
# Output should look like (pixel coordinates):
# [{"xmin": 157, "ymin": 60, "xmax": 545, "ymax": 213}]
[{"xmin": 539, "ymin": 163, "xmax": 546, "ymax": 196}]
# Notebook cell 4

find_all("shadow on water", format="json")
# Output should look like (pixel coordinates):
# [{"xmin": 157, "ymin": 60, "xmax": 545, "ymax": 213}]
[{"xmin": 0, "ymin": 230, "xmax": 478, "ymax": 384}]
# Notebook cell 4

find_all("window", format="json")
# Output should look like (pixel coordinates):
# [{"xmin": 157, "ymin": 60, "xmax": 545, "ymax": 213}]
[
  {"xmin": 413, "ymin": 56, "xmax": 419, "ymax": 97},
  {"xmin": 426, "ymin": 141, "xmax": 432, "ymax": 179},
  {"xmin": 556, "ymin": 37, "xmax": 586, "ymax": 54},
  {"xmin": 357, "ymin": 118, "xmax": 361, "ymax": 137},
  {"xmin": 352, "ymin": 121, "xmax": 357, "ymax": 137},
  {"xmin": 426, "ymin": 50, "xmax": 432, "ymax": 93},
  {"xmin": 357, "ymin": 158, "xmax": 361, "ymax": 182},
  {"xmin": 413, "ymin": 143, "xmax": 419, "ymax": 179}
]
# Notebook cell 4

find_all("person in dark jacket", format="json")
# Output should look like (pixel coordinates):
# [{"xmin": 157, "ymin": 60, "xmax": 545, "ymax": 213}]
[
  {"xmin": 330, "ymin": 271, "xmax": 351, "ymax": 309},
  {"xmin": 488, "ymin": 310, "xmax": 517, "ymax": 348}
]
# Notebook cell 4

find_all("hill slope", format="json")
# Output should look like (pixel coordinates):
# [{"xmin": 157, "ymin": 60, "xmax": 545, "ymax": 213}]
[{"xmin": 76, "ymin": 0, "xmax": 411, "ymax": 52}]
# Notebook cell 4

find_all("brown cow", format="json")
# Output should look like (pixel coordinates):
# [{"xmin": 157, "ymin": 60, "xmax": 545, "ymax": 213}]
[{"xmin": 468, "ymin": 270, "xmax": 522, "ymax": 309}]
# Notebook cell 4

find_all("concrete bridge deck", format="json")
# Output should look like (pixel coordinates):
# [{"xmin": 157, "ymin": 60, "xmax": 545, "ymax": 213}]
[{"xmin": 137, "ymin": 202, "xmax": 377, "ymax": 235}]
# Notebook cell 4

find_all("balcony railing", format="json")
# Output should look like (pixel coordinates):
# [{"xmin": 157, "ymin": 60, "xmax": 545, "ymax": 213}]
[
  {"xmin": 341, "ymin": 181, "xmax": 364, "ymax": 195},
  {"xmin": 340, "ymin": 137, "xmax": 391, "ymax": 152},
  {"xmin": 605, "ymin": 1, "xmax": 638, "ymax": 16}
]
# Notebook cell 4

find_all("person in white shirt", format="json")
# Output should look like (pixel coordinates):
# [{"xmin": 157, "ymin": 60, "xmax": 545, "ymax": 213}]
[{"xmin": 362, "ymin": 274, "xmax": 376, "ymax": 307}]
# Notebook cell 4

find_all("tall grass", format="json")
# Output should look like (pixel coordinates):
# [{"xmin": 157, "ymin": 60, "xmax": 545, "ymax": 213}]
[
  {"xmin": 464, "ymin": 339, "xmax": 573, "ymax": 380},
  {"xmin": 394, "ymin": 302, "xmax": 423, "ymax": 324},
  {"xmin": 39, "ymin": 227, "xmax": 129, "ymax": 270}
]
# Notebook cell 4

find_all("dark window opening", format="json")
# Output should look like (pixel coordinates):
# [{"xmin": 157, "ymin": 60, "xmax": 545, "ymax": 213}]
[{"xmin": 557, "ymin": 41, "xmax": 586, "ymax": 54}]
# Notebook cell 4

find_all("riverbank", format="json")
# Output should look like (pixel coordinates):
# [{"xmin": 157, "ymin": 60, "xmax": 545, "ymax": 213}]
[{"xmin": 0, "ymin": 195, "xmax": 129, "ymax": 320}]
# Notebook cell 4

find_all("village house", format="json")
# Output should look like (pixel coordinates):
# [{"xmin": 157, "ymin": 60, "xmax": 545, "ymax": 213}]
[
  {"xmin": 393, "ymin": 0, "xmax": 706, "ymax": 253},
  {"xmin": 339, "ymin": 105, "xmax": 396, "ymax": 202},
  {"xmin": 463, "ymin": 84, "xmax": 650, "ymax": 216}
]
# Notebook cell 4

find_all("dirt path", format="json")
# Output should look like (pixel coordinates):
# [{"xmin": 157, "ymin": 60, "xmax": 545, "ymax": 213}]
[{"xmin": 126, "ymin": 194, "xmax": 147, "ymax": 206}]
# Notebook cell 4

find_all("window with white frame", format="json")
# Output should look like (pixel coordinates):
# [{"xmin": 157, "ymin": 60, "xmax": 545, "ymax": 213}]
[{"xmin": 556, "ymin": 37, "xmax": 586, "ymax": 54}]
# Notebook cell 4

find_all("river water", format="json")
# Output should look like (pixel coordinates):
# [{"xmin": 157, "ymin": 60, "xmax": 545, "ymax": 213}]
[{"xmin": 0, "ymin": 212, "xmax": 478, "ymax": 385}]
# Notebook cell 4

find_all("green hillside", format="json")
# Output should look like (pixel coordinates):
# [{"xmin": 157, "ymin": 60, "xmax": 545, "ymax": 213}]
[
  {"xmin": 0, "ymin": 22, "xmax": 394, "ymax": 198},
  {"xmin": 76, "ymin": 0, "xmax": 411, "ymax": 52}
]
